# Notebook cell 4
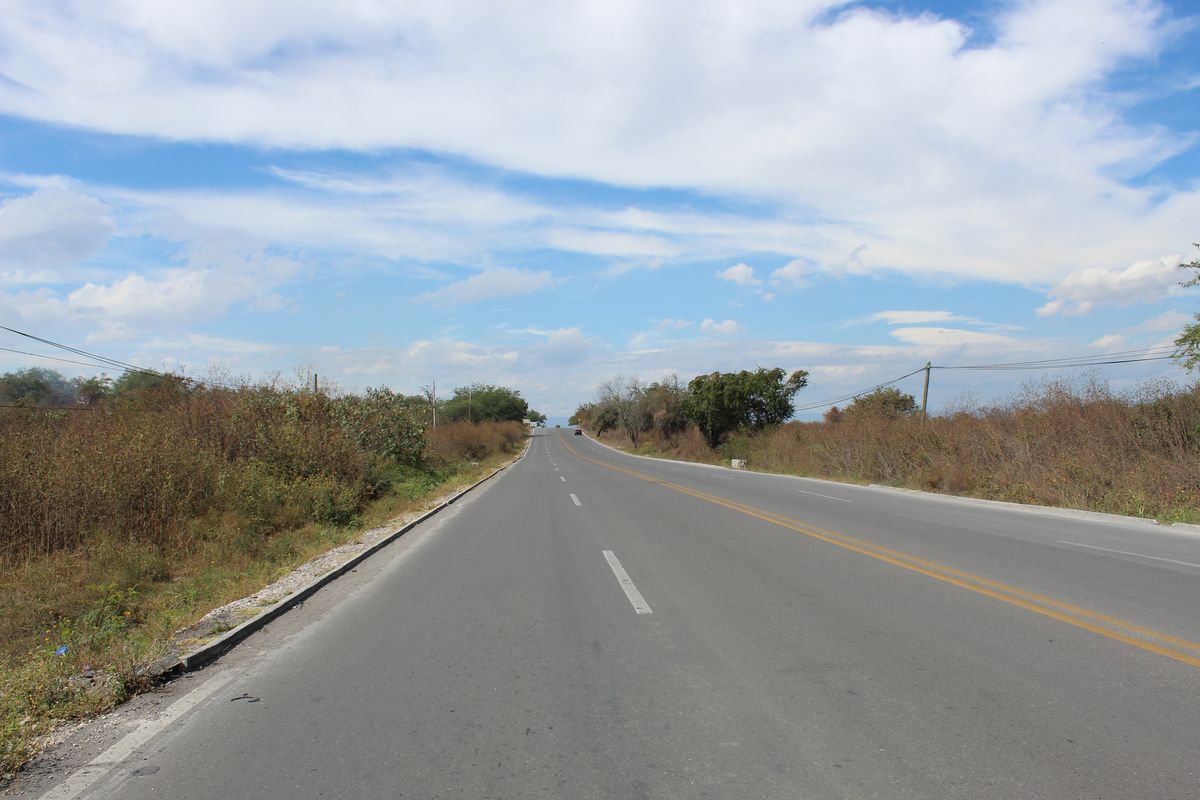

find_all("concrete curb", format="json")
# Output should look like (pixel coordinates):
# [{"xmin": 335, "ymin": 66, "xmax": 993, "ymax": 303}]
[
  {"xmin": 157, "ymin": 439, "xmax": 532, "ymax": 678},
  {"xmin": 862, "ymin": 483, "xmax": 1200, "ymax": 536},
  {"xmin": 576, "ymin": 431, "xmax": 1200, "ymax": 537}
]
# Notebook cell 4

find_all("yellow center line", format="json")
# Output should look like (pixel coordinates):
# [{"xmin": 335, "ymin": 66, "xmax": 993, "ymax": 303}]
[{"xmin": 559, "ymin": 436, "xmax": 1200, "ymax": 670}]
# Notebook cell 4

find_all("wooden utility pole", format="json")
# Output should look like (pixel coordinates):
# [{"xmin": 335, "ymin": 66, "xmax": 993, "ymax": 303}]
[
  {"xmin": 920, "ymin": 362, "xmax": 931, "ymax": 421},
  {"xmin": 313, "ymin": 372, "xmax": 318, "ymax": 393}
]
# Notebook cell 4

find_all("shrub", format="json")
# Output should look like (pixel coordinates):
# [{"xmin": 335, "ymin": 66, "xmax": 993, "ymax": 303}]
[{"xmin": 426, "ymin": 421, "xmax": 526, "ymax": 465}]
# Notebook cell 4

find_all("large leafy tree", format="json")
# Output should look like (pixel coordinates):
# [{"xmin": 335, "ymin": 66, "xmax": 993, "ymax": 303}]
[
  {"xmin": 0, "ymin": 367, "xmax": 76, "ymax": 407},
  {"xmin": 441, "ymin": 383, "xmax": 531, "ymax": 423},
  {"xmin": 0, "ymin": 368, "xmax": 118, "ymax": 407},
  {"xmin": 1174, "ymin": 244, "xmax": 1200, "ymax": 372},
  {"xmin": 682, "ymin": 367, "xmax": 808, "ymax": 448}
]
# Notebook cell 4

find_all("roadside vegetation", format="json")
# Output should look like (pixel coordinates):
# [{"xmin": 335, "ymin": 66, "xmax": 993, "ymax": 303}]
[
  {"xmin": 0, "ymin": 369, "xmax": 534, "ymax": 775},
  {"xmin": 573, "ymin": 370, "xmax": 1200, "ymax": 525},
  {"xmin": 575, "ymin": 260, "xmax": 1200, "ymax": 522}
]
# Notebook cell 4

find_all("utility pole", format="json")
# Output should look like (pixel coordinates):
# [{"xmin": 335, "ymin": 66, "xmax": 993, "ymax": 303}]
[
  {"xmin": 468, "ymin": 386, "xmax": 473, "ymax": 423},
  {"xmin": 920, "ymin": 361, "xmax": 931, "ymax": 421},
  {"xmin": 432, "ymin": 379, "xmax": 437, "ymax": 429},
  {"xmin": 313, "ymin": 372, "xmax": 318, "ymax": 394}
]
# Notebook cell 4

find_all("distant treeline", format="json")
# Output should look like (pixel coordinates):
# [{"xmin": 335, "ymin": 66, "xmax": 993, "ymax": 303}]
[
  {"xmin": 0, "ymin": 367, "xmax": 545, "ymax": 423},
  {"xmin": 571, "ymin": 368, "xmax": 812, "ymax": 449}
]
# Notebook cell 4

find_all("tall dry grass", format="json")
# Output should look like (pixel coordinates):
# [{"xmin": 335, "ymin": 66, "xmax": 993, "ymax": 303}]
[
  {"xmin": 0, "ymin": 386, "xmax": 380, "ymax": 562},
  {"xmin": 0, "ymin": 382, "xmax": 528, "ymax": 774},
  {"xmin": 612, "ymin": 377, "xmax": 1200, "ymax": 522},
  {"xmin": 426, "ymin": 420, "xmax": 527, "ymax": 464}
]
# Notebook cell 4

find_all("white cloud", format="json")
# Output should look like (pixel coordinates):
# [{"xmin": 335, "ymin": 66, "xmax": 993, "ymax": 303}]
[
  {"xmin": 545, "ymin": 229, "xmax": 680, "ymax": 258},
  {"xmin": 700, "ymin": 318, "xmax": 741, "ymax": 335},
  {"xmin": 1, "ymin": 268, "xmax": 63, "ymax": 285},
  {"xmin": 0, "ymin": 187, "xmax": 112, "ymax": 267},
  {"xmin": 1082, "ymin": 309, "xmax": 1192, "ymax": 352},
  {"xmin": 0, "ymin": 287, "xmax": 66, "ymax": 328},
  {"xmin": 1135, "ymin": 309, "xmax": 1191, "ymax": 332},
  {"xmin": 1037, "ymin": 254, "xmax": 1184, "ymax": 316},
  {"xmin": 718, "ymin": 262, "xmax": 760, "ymax": 286},
  {"xmin": 871, "ymin": 310, "xmax": 972, "ymax": 325},
  {"xmin": 888, "ymin": 327, "xmax": 1015, "ymax": 346},
  {"xmin": 527, "ymin": 327, "xmax": 597, "ymax": 365},
  {"xmin": 64, "ymin": 248, "xmax": 301, "ymax": 339},
  {"xmin": 657, "ymin": 318, "xmax": 693, "ymax": 330},
  {"xmin": 70, "ymin": 271, "xmax": 212, "ymax": 320},
  {"xmin": 771, "ymin": 259, "xmax": 809, "ymax": 288},
  {"xmin": 1090, "ymin": 333, "xmax": 1126, "ymax": 349},
  {"xmin": 0, "ymin": 1, "xmax": 1192, "ymax": 290},
  {"xmin": 415, "ymin": 267, "xmax": 555, "ymax": 306}
]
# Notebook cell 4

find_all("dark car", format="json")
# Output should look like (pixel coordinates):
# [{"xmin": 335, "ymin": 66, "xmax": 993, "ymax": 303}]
[{"xmin": 573, "ymin": 428, "xmax": 583, "ymax": 436}]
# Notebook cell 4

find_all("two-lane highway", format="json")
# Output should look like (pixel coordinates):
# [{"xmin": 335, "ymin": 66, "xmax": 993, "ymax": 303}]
[{"xmin": 36, "ymin": 430, "xmax": 1200, "ymax": 799}]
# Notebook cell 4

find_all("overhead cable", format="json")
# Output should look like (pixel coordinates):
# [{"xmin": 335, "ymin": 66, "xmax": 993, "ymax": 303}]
[
  {"xmin": 792, "ymin": 367, "xmax": 926, "ymax": 412},
  {"xmin": 0, "ymin": 325, "xmax": 170, "ymax": 378}
]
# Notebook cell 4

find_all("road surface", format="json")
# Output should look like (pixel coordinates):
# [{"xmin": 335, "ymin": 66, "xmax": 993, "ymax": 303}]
[{"xmin": 30, "ymin": 430, "xmax": 1200, "ymax": 799}]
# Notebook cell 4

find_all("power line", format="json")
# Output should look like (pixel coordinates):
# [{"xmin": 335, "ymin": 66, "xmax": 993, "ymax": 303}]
[
  {"xmin": 0, "ymin": 325, "xmax": 170, "ymax": 379},
  {"xmin": 793, "ymin": 367, "xmax": 926, "ymax": 412},
  {"xmin": 938, "ymin": 345, "xmax": 1177, "ymax": 371},
  {"xmin": 793, "ymin": 344, "xmax": 1179, "ymax": 414},
  {"xmin": 938, "ymin": 355, "xmax": 1175, "ymax": 371},
  {"xmin": 0, "ymin": 346, "xmax": 123, "ymax": 373},
  {"xmin": 0, "ymin": 325, "xmax": 254, "ymax": 390}
]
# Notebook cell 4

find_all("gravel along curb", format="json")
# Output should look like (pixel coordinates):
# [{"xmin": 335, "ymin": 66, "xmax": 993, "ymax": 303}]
[{"xmin": 153, "ymin": 441, "xmax": 531, "ymax": 678}]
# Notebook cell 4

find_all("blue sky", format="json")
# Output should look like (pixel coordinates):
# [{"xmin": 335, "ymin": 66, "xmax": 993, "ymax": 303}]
[{"xmin": 0, "ymin": 0, "xmax": 1197, "ymax": 420}]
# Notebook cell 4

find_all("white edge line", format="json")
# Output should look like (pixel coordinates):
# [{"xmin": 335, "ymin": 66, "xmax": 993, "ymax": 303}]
[
  {"xmin": 602, "ymin": 550, "xmax": 653, "ymax": 615},
  {"xmin": 570, "ymin": 493, "xmax": 582, "ymax": 506},
  {"xmin": 796, "ymin": 489, "xmax": 851, "ymax": 502},
  {"xmin": 1056, "ymin": 540, "xmax": 1200, "ymax": 570},
  {"xmin": 38, "ymin": 671, "xmax": 239, "ymax": 800}
]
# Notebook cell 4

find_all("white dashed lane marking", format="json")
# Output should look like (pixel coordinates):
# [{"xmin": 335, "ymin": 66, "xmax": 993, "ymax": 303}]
[{"xmin": 602, "ymin": 550, "xmax": 653, "ymax": 615}]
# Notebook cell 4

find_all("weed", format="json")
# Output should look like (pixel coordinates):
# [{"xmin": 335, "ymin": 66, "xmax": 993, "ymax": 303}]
[{"xmin": 0, "ymin": 382, "xmax": 526, "ymax": 775}]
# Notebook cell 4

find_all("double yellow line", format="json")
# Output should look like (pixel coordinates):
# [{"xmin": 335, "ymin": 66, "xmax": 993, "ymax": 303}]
[{"xmin": 559, "ymin": 436, "xmax": 1200, "ymax": 670}]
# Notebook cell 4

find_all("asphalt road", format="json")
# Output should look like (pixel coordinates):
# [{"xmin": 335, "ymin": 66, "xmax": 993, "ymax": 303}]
[{"xmin": 34, "ymin": 430, "xmax": 1200, "ymax": 799}]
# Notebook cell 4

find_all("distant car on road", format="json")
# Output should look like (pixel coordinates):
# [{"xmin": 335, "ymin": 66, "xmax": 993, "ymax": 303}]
[
  {"xmin": 573, "ymin": 428, "xmax": 583, "ymax": 436},
  {"xmin": 555, "ymin": 424, "xmax": 560, "ymax": 428}
]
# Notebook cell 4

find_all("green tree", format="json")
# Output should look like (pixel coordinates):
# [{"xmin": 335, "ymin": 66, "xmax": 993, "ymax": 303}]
[
  {"xmin": 332, "ymin": 386, "xmax": 426, "ymax": 466},
  {"xmin": 845, "ymin": 387, "xmax": 918, "ymax": 418},
  {"xmin": 572, "ymin": 400, "xmax": 618, "ymax": 434},
  {"xmin": 112, "ymin": 370, "xmax": 168, "ymax": 395},
  {"xmin": 599, "ymin": 376, "xmax": 651, "ymax": 446},
  {"xmin": 644, "ymin": 375, "xmax": 689, "ymax": 444},
  {"xmin": 441, "ymin": 384, "xmax": 530, "ymax": 423},
  {"xmin": 73, "ymin": 375, "xmax": 114, "ymax": 405},
  {"xmin": 1173, "ymin": 244, "xmax": 1200, "ymax": 372},
  {"xmin": 110, "ymin": 370, "xmax": 191, "ymax": 410},
  {"xmin": 0, "ymin": 367, "xmax": 75, "ymax": 407},
  {"xmin": 682, "ymin": 367, "xmax": 808, "ymax": 449}
]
